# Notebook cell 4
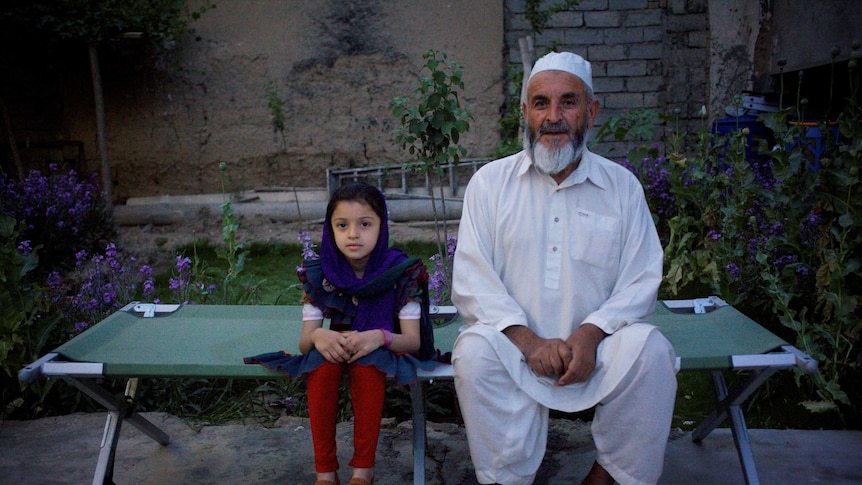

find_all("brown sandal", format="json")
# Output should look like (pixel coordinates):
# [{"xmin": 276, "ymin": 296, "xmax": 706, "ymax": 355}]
[
  {"xmin": 314, "ymin": 479, "xmax": 340, "ymax": 485},
  {"xmin": 347, "ymin": 479, "xmax": 373, "ymax": 485}
]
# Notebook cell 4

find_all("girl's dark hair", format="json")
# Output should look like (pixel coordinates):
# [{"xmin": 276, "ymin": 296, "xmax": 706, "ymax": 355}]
[{"xmin": 325, "ymin": 181, "xmax": 387, "ymax": 228}]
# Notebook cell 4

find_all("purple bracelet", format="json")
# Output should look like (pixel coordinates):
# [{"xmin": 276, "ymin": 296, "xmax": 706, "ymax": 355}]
[{"xmin": 381, "ymin": 329, "xmax": 393, "ymax": 348}]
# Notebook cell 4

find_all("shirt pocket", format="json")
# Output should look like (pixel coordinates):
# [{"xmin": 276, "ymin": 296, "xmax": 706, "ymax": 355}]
[{"xmin": 569, "ymin": 209, "xmax": 621, "ymax": 269}]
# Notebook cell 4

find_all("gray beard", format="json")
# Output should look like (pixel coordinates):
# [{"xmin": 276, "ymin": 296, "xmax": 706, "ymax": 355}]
[{"xmin": 524, "ymin": 124, "xmax": 587, "ymax": 176}]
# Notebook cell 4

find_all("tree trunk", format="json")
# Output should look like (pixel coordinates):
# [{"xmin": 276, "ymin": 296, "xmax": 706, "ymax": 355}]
[
  {"xmin": 89, "ymin": 43, "xmax": 113, "ymax": 209},
  {"xmin": 0, "ymin": 96, "xmax": 24, "ymax": 179}
]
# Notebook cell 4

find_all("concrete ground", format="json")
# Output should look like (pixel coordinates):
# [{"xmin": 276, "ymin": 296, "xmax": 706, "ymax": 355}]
[{"xmin": 1, "ymin": 412, "xmax": 860, "ymax": 484}]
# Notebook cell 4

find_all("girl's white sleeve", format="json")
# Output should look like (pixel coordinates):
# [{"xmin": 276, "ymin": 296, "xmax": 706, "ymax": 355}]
[
  {"xmin": 398, "ymin": 301, "xmax": 421, "ymax": 320},
  {"xmin": 302, "ymin": 302, "xmax": 324, "ymax": 321}
]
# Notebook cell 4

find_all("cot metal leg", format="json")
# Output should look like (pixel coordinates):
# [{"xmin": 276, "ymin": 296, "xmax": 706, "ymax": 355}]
[
  {"xmin": 94, "ymin": 409, "xmax": 122, "ymax": 485},
  {"xmin": 691, "ymin": 370, "xmax": 776, "ymax": 485},
  {"xmin": 61, "ymin": 377, "xmax": 170, "ymax": 485},
  {"xmin": 410, "ymin": 381, "xmax": 427, "ymax": 485}
]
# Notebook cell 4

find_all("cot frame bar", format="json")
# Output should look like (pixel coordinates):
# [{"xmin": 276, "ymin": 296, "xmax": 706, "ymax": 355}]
[
  {"xmin": 54, "ymin": 375, "xmax": 170, "ymax": 485},
  {"xmin": 410, "ymin": 382, "xmax": 428, "ymax": 485}
]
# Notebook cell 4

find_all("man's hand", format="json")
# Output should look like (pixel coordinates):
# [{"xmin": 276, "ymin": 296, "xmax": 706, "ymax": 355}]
[
  {"xmin": 503, "ymin": 325, "xmax": 572, "ymax": 377},
  {"xmin": 503, "ymin": 323, "xmax": 607, "ymax": 384},
  {"xmin": 556, "ymin": 323, "xmax": 606, "ymax": 386}
]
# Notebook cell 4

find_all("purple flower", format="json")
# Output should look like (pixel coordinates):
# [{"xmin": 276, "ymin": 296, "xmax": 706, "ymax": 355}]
[
  {"xmin": 297, "ymin": 231, "xmax": 319, "ymax": 260},
  {"xmin": 143, "ymin": 278, "xmax": 155, "ymax": 297},
  {"xmin": 17, "ymin": 240, "xmax": 33, "ymax": 255},
  {"xmin": 774, "ymin": 254, "xmax": 798, "ymax": 267},
  {"xmin": 726, "ymin": 263, "xmax": 741, "ymax": 279},
  {"xmin": 169, "ymin": 276, "xmax": 186, "ymax": 290},
  {"xmin": 428, "ymin": 236, "xmax": 457, "ymax": 306},
  {"xmin": 47, "ymin": 271, "xmax": 63, "ymax": 288},
  {"xmin": 175, "ymin": 255, "xmax": 192, "ymax": 272}
]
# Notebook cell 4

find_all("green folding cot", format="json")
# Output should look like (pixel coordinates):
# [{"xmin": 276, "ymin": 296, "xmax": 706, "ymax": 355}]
[{"xmin": 19, "ymin": 297, "xmax": 816, "ymax": 485}]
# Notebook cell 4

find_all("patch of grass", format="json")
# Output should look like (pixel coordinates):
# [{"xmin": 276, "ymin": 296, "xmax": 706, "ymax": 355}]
[
  {"xmin": 149, "ymin": 241, "xmax": 306, "ymax": 305},
  {"xmin": 155, "ymin": 239, "xmax": 443, "ymax": 306},
  {"xmin": 672, "ymin": 371, "xmax": 846, "ymax": 431}
]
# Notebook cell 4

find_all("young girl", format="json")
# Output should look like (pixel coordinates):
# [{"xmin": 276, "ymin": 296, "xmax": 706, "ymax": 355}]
[{"xmin": 245, "ymin": 182, "xmax": 437, "ymax": 485}]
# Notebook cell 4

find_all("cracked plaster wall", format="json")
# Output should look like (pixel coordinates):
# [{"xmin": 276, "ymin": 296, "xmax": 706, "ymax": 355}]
[{"xmin": 64, "ymin": 1, "xmax": 504, "ymax": 202}]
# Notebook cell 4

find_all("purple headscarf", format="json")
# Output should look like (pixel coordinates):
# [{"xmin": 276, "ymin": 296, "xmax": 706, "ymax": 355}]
[{"xmin": 319, "ymin": 183, "xmax": 407, "ymax": 332}]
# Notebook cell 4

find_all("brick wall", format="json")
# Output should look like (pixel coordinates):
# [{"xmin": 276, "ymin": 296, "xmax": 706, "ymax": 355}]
[{"xmin": 504, "ymin": 0, "xmax": 710, "ymax": 158}]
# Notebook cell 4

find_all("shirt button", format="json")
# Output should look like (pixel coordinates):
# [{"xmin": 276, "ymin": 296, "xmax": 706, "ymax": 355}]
[
  {"xmin": 552, "ymin": 246, "xmax": 558, "ymax": 252},
  {"xmin": 554, "ymin": 217, "xmax": 560, "ymax": 223}
]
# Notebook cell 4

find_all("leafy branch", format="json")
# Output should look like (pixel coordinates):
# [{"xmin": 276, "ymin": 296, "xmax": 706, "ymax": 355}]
[{"xmin": 391, "ymin": 49, "xmax": 472, "ymax": 304}]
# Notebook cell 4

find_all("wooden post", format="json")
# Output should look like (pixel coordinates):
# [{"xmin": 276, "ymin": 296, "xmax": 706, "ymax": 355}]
[
  {"xmin": 518, "ymin": 36, "xmax": 534, "ymax": 142},
  {"xmin": 89, "ymin": 44, "xmax": 112, "ymax": 209},
  {"xmin": 0, "ymin": 96, "xmax": 24, "ymax": 179}
]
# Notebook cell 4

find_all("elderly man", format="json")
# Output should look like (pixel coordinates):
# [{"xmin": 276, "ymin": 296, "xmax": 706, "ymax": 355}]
[{"xmin": 451, "ymin": 52, "xmax": 678, "ymax": 485}]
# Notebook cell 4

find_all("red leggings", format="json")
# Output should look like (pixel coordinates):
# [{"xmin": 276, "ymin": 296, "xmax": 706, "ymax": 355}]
[{"xmin": 306, "ymin": 361, "xmax": 386, "ymax": 473}]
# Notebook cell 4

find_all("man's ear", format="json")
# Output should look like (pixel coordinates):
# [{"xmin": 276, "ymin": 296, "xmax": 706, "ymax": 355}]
[{"xmin": 587, "ymin": 98, "xmax": 600, "ymax": 128}]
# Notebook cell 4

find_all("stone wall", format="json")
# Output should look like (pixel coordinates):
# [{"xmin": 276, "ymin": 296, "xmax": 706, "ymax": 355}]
[{"xmin": 504, "ymin": 0, "xmax": 712, "ymax": 157}]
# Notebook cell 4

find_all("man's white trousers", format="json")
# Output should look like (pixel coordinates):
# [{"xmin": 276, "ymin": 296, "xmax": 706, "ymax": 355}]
[{"xmin": 452, "ymin": 324, "xmax": 677, "ymax": 485}]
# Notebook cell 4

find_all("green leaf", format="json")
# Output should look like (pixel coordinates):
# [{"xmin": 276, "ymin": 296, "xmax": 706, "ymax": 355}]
[{"xmin": 799, "ymin": 400, "xmax": 838, "ymax": 413}]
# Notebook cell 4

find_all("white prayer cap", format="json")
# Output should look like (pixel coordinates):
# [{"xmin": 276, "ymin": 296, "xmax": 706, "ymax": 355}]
[{"xmin": 528, "ymin": 52, "xmax": 592, "ymax": 90}]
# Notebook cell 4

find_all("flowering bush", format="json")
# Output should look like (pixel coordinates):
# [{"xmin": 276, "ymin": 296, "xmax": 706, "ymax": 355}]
[
  {"xmin": 0, "ymin": 214, "xmax": 51, "ymax": 381},
  {"xmin": 160, "ymin": 201, "xmax": 261, "ymax": 306},
  {"xmin": 0, "ymin": 164, "xmax": 115, "ymax": 274},
  {"xmin": 46, "ymin": 243, "xmax": 155, "ymax": 335},
  {"xmin": 615, "ymin": 97, "xmax": 861, "ymax": 423},
  {"xmin": 429, "ymin": 235, "xmax": 457, "ymax": 306},
  {"xmin": 158, "ymin": 252, "xmax": 214, "ymax": 305}
]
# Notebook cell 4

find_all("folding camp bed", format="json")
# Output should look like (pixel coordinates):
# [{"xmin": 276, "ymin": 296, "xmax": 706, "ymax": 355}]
[{"xmin": 19, "ymin": 297, "xmax": 815, "ymax": 485}]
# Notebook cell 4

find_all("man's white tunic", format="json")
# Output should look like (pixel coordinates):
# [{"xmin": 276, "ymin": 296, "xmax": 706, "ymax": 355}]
[
  {"xmin": 453, "ymin": 148, "xmax": 665, "ymax": 406},
  {"xmin": 451, "ymin": 148, "xmax": 676, "ymax": 484}
]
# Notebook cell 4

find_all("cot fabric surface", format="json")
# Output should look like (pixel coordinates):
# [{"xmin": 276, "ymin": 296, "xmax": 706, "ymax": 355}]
[
  {"xmin": 54, "ymin": 305, "xmax": 324, "ymax": 378},
  {"xmin": 50, "ymin": 302, "xmax": 785, "ymax": 377},
  {"xmin": 648, "ymin": 302, "xmax": 787, "ymax": 369}
]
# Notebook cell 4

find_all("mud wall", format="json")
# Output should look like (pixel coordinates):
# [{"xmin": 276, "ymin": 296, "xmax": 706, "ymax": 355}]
[{"xmin": 63, "ymin": 1, "xmax": 504, "ymax": 202}]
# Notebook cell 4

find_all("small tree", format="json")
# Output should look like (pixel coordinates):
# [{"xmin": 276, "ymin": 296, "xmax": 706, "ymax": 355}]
[
  {"xmin": 2, "ymin": 0, "xmax": 212, "ymax": 205},
  {"xmin": 391, "ymin": 50, "xmax": 472, "ymax": 301},
  {"xmin": 265, "ymin": 82, "xmax": 304, "ymax": 222}
]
